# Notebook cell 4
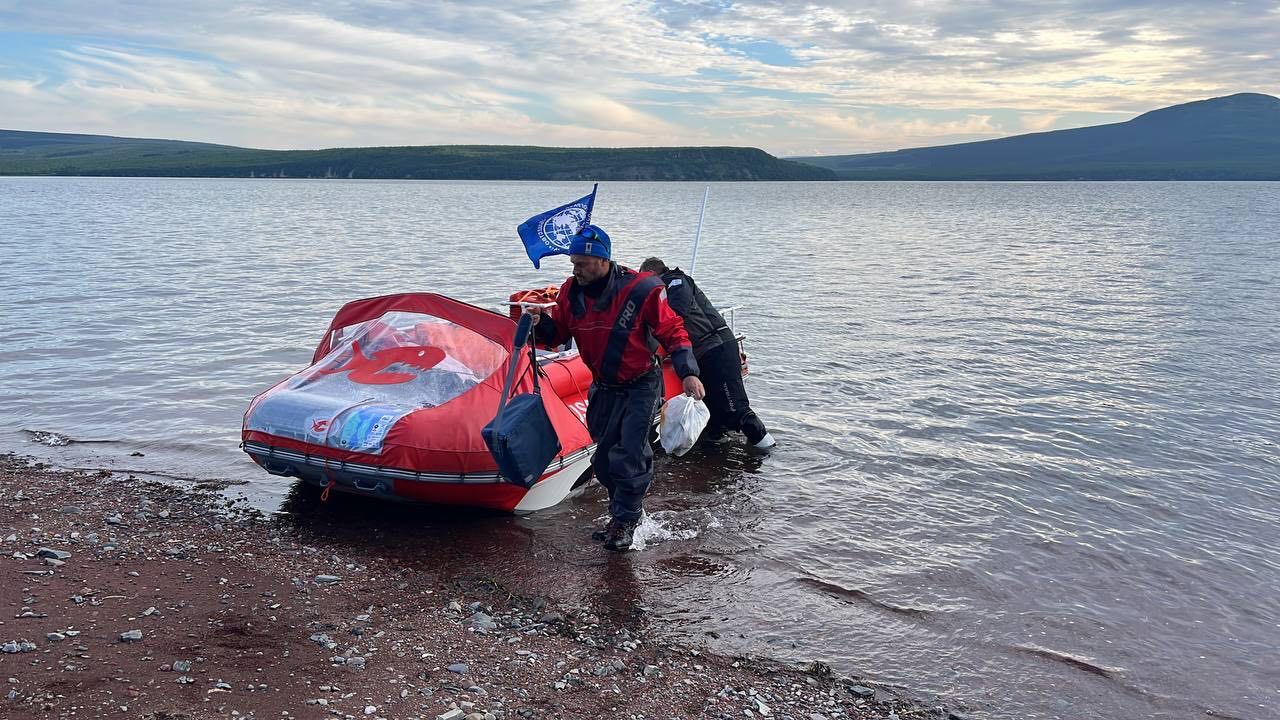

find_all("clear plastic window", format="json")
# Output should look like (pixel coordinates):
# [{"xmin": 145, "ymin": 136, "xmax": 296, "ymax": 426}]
[{"xmin": 246, "ymin": 311, "xmax": 508, "ymax": 453}]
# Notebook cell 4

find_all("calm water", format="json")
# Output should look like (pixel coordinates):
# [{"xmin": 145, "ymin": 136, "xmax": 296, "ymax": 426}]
[{"xmin": 2, "ymin": 177, "xmax": 1278, "ymax": 719}]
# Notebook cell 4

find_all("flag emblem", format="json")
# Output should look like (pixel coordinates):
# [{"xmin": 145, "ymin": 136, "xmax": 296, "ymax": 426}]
[
  {"xmin": 540, "ymin": 205, "xmax": 589, "ymax": 250},
  {"xmin": 516, "ymin": 184, "xmax": 597, "ymax": 268}
]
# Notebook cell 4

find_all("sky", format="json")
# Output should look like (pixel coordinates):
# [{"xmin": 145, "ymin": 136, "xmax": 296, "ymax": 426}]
[{"xmin": 0, "ymin": 1, "xmax": 1276, "ymax": 156}]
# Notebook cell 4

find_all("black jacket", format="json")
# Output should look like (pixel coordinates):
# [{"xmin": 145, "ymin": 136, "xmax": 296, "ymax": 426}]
[{"xmin": 658, "ymin": 268, "xmax": 733, "ymax": 359}]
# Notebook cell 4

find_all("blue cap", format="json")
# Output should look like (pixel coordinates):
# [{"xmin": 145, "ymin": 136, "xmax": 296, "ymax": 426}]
[{"xmin": 568, "ymin": 224, "xmax": 610, "ymax": 260}]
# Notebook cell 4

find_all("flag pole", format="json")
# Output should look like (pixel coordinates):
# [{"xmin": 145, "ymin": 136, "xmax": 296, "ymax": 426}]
[
  {"xmin": 689, "ymin": 186, "xmax": 709, "ymax": 275},
  {"xmin": 584, "ymin": 182, "xmax": 599, "ymax": 226}
]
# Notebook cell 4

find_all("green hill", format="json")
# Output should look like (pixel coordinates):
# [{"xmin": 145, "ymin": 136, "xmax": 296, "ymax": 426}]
[
  {"xmin": 0, "ymin": 131, "xmax": 834, "ymax": 181},
  {"xmin": 792, "ymin": 93, "xmax": 1280, "ymax": 180}
]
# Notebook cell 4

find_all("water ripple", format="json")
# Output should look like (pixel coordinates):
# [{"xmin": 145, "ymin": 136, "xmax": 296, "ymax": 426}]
[{"xmin": 3, "ymin": 178, "xmax": 1279, "ymax": 720}]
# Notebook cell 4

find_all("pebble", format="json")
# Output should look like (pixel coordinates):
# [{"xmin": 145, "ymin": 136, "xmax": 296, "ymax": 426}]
[
  {"xmin": 436, "ymin": 710, "xmax": 464, "ymax": 720},
  {"xmin": 447, "ymin": 663, "xmax": 468, "ymax": 674},
  {"xmin": 309, "ymin": 633, "xmax": 336, "ymax": 649},
  {"xmin": 119, "ymin": 630, "xmax": 144, "ymax": 642},
  {"xmin": 46, "ymin": 633, "xmax": 66, "ymax": 642},
  {"xmin": 469, "ymin": 612, "xmax": 497, "ymax": 632},
  {"xmin": 105, "ymin": 514, "xmax": 122, "ymax": 525},
  {"xmin": 363, "ymin": 705, "xmax": 377, "ymax": 715},
  {"xmin": 37, "ymin": 548, "xmax": 72, "ymax": 561},
  {"xmin": 315, "ymin": 575, "xmax": 341, "ymax": 584},
  {"xmin": 347, "ymin": 656, "xmax": 366, "ymax": 670},
  {"xmin": 173, "ymin": 660, "xmax": 193, "ymax": 673},
  {"xmin": 848, "ymin": 684, "xmax": 875, "ymax": 698}
]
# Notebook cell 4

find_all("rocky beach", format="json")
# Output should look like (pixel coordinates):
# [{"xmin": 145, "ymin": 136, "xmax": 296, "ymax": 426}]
[{"xmin": 0, "ymin": 454, "xmax": 947, "ymax": 720}]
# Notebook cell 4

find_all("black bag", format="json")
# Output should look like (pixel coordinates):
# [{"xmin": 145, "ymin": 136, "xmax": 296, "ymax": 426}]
[{"xmin": 482, "ymin": 313, "xmax": 562, "ymax": 488}]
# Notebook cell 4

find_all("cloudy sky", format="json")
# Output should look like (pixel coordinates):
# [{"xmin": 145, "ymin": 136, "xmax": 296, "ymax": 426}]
[{"xmin": 1, "ymin": 1, "xmax": 1276, "ymax": 155}]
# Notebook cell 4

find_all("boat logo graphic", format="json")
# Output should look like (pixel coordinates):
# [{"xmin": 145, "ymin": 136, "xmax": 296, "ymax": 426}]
[
  {"xmin": 538, "ymin": 204, "xmax": 588, "ymax": 250},
  {"xmin": 319, "ymin": 341, "xmax": 446, "ymax": 384},
  {"xmin": 309, "ymin": 417, "xmax": 331, "ymax": 436}
]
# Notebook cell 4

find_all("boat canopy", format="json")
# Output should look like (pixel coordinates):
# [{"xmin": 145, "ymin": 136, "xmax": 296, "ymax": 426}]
[{"xmin": 243, "ymin": 293, "xmax": 591, "ymax": 476}]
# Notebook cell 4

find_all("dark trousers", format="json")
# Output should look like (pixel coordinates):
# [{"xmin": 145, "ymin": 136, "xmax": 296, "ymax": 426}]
[
  {"xmin": 700, "ymin": 337, "xmax": 769, "ymax": 445},
  {"xmin": 585, "ymin": 370, "xmax": 661, "ymax": 523}
]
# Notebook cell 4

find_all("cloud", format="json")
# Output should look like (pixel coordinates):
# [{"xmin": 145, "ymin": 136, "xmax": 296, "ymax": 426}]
[
  {"xmin": 0, "ymin": 0, "xmax": 1277, "ymax": 154},
  {"xmin": 0, "ymin": 77, "xmax": 41, "ymax": 97},
  {"xmin": 1020, "ymin": 113, "xmax": 1062, "ymax": 132},
  {"xmin": 803, "ymin": 110, "xmax": 1005, "ymax": 151},
  {"xmin": 554, "ymin": 93, "xmax": 684, "ymax": 137}
]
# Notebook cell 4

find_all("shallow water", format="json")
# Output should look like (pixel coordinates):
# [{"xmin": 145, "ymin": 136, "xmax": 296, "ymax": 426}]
[{"xmin": 3, "ymin": 177, "xmax": 1278, "ymax": 719}]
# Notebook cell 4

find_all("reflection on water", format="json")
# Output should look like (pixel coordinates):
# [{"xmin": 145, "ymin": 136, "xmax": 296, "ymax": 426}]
[{"xmin": 4, "ymin": 177, "xmax": 1280, "ymax": 720}]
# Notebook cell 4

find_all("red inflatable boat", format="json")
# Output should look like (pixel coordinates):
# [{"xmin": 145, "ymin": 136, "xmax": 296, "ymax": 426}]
[{"xmin": 241, "ymin": 291, "xmax": 710, "ymax": 512}]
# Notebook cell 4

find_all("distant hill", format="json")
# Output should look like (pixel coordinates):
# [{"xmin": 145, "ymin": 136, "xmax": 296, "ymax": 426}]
[
  {"xmin": 793, "ymin": 93, "xmax": 1280, "ymax": 180},
  {"xmin": 0, "ymin": 131, "xmax": 835, "ymax": 181}
]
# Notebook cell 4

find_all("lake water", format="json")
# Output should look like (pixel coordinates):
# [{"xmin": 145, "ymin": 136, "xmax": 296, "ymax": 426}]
[{"xmin": 2, "ymin": 177, "xmax": 1277, "ymax": 719}]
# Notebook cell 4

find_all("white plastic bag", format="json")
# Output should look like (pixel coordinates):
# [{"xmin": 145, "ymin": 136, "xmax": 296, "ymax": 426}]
[{"xmin": 659, "ymin": 394, "xmax": 711, "ymax": 457}]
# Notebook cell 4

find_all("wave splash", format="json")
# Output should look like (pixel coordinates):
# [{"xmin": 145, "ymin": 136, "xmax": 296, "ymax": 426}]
[
  {"xmin": 627, "ymin": 509, "xmax": 721, "ymax": 551},
  {"xmin": 21, "ymin": 429, "xmax": 123, "ymax": 447}
]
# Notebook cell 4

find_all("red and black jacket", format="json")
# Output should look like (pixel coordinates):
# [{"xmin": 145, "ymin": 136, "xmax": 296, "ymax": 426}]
[{"xmin": 535, "ymin": 264, "xmax": 699, "ymax": 385}]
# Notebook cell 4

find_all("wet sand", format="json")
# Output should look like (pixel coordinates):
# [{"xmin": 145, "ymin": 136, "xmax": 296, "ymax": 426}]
[{"xmin": 0, "ymin": 454, "xmax": 947, "ymax": 720}]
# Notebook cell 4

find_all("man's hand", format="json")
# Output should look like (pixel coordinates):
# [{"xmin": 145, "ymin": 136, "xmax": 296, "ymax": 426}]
[
  {"xmin": 682, "ymin": 375, "xmax": 705, "ymax": 401},
  {"xmin": 522, "ymin": 305, "xmax": 543, "ymax": 317}
]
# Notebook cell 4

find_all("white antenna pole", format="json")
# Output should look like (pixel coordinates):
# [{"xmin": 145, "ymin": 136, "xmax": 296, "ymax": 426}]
[{"xmin": 689, "ymin": 186, "xmax": 709, "ymax": 275}]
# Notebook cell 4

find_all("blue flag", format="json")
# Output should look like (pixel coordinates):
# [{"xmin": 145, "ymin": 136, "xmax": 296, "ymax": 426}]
[{"xmin": 516, "ymin": 185, "xmax": 597, "ymax": 268}]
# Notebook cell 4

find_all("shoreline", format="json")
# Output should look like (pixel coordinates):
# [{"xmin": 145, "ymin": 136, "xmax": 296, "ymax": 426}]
[{"xmin": 1, "ymin": 453, "xmax": 954, "ymax": 720}]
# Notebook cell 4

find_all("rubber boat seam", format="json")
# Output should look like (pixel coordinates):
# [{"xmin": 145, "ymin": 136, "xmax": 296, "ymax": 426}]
[{"xmin": 242, "ymin": 441, "xmax": 595, "ymax": 485}]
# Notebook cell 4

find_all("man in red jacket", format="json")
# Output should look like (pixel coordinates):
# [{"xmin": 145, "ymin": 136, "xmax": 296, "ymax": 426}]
[{"xmin": 529, "ymin": 225, "xmax": 705, "ymax": 551}]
